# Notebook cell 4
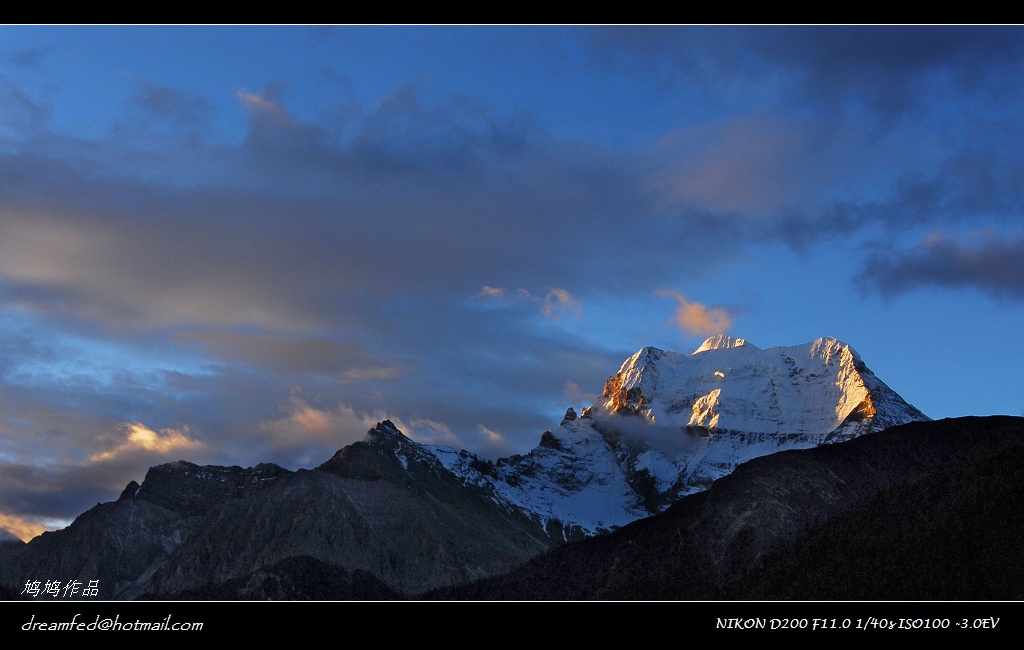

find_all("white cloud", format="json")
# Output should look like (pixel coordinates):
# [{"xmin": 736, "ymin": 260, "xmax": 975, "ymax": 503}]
[
  {"xmin": 404, "ymin": 418, "xmax": 460, "ymax": 447},
  {"xmin": 476, "ymin": 286, "xmax": 583, "ymax": 321},
  {"xmin": 564, "ymin": 380, "xmax": 600, "ymax": 405},
  {"xmin": 541, "ymin": 288, "xmax": 584, "ymax": 321}
]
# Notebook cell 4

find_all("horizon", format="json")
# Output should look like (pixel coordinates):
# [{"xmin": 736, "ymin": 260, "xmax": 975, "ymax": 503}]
[{"xmin": 1, "ymin": 25, "xmax": 1023, "ymax": 541}]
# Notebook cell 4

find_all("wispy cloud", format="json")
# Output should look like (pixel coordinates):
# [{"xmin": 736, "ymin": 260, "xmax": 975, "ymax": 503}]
[
  {"xmin": 862, "ymin": 231, "xmax": 1024, "ymax": 300},
  {"xmin": 258, "ymin": 397, "xmax": 379, "ymax": 450},
  {"xmin": 541, "ymin": 288, "xmax": 583, "ymax": 321},
  {"xmin": 476, "ymin": 286, "xmax": 533, "ymax": 302},
  {"xmin": 476, "ymin": 424, "xmax": 505, "ymax": 444},
  {"xmin": 563, "ymin": 380, "xmax": 600, "ymax": 406},
  {"xmin": 131, "ymin": 80, "xmax": 214, "ymax": 132},
  {"xmin": 475, "ymin": 286, "xmax": 583, "ymax": 321}
]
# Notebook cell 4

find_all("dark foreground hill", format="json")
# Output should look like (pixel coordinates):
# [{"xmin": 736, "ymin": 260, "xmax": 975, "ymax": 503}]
[{"xmin": 431, "ymin": 415, "xmax": 1024, "ymax": 600}]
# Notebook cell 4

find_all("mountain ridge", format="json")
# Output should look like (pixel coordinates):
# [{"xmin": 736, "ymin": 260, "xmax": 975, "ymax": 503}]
[
  {"xmin": 430, "ymin": 415, "xmax": 1024, "ymax": 601},
  {"xmin": 0, "ymin": 335, "xmax": 931, "ymax": 599},
  {"xmin": 426, "ymin": 335, "xmax": 928, "ymax": 535}
]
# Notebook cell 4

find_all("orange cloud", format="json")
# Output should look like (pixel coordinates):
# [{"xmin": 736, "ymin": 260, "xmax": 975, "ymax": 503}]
[
  {"xmin": 259, "ymin": 397, "xmax": 378, "ymax": 445},
  {"xmin": 655, "ymin": 289, "xmax": 733, "ymax": 336},
  {"xmin": 476, "ymin": 424, "xmax": 505, "ymax": 444},
  {"xmin": 0, "ymin": 512, "xmax": 78, "ymax": 543},
  {"xmin": 0, "ymin": 514, "xmax": 33, "ymax": 543},
  {"xmin": 475, "ymin": 286, "xmax": 534, "ymax": 302},
  {"xmin": 89, "ymin": 423, "xmax": 201, "ymax": 463},
  {"xmin": 236, "ymin": 89, "xmax": 289, "ymax": 123}
]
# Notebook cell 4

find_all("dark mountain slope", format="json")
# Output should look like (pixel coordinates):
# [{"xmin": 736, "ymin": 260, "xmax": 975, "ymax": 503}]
[
  {"xmin": 730, "ymin": 439, "xmax": 1024, "ymax": 600},
  {"xmin": 433, "ymin": 416, "xmax": 1024, "ymax": 600},
  {"xmin": 149, "ymin": 555, "xmax": 399, "ymax": 600},
  {"xmin": 0, "ymin": 421, "xmax": 552, "ymax": 599}
]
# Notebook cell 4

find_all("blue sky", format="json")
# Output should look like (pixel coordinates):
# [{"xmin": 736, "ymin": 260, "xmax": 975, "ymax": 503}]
[{"xmin": 1, "ymin": 25, "xmax": 1022, "ymax": 540}]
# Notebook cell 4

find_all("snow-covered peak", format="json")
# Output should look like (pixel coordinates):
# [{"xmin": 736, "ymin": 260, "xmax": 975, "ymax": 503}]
[
  {"xmin": 600, "ymin": 335, "xmax": 925, "ymax": 436},
  {"xmin": 807, "ymin": 336, "xmax": 861, "ymax": 364},
  {"xmin": 692, "ymin": 334, "xmax": 752, "ymax": 354},
  {"xmin": 430, "ymin": 335, "xmax": 929, "ymax": 538}
]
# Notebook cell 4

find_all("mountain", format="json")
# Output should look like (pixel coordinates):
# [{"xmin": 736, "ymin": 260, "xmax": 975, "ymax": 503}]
[
  {"xmin": 0, "ymin": 335, "xmax": 929, "ymax": 599},
  {"xmin": 0, "ymin": 422, "xmax": 551, "ymax": 599},
  {"xmin": 430, "ymin": 335, "xmax": 928, "ymax": 537},
  {"xmin": 432, "ymin": 415, "xmax": 1024, "ymax": 600},
  {"xmin": 0, "ymin": 528, "xmax": 22, "ymax": 546}
]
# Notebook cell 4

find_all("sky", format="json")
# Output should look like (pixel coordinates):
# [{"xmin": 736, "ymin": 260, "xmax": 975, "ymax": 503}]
[{"xmin": 1, "ymin": 25, "xmax": 1023, "ymax": 541}]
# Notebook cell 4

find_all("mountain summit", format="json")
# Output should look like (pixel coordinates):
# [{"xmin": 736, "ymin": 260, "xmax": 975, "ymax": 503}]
[
  {"xmin": 604, "ymin": 335, "xmax": 921, "ymax": 437},
  {"xmin": 431, "ymin": 336, "xmax": 929, "ymax": 537},
  {"xmin": 0, "ymin": 335, "xmax": 929, "ymax": 599}
]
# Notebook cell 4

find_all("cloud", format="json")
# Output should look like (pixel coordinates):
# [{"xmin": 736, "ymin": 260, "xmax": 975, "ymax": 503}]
[
  {"xmin": 131, "ymin": 81, "xmax": 214, "ymax": 132},
  {"xmin": 258, "ymin": 397, "xmax": 378, "ymax": 450},
  {"xmin": 652, "ymin": 115, "xmax": 808, "ymax": 214},
  {"xmin": 5, "ymin": 48, "xmax": 46, "ymax": 69},
  {"xmin": 656, "ymin": 289, "xmax": 733, "ymax": 337},
  {"xmin": 0, "ymin": 458, "xmax": 158, "ymax": 543},
  {"xmin": 475, "ymin": 286, "xmax": 533, "ymax": 302},
  {"xmin": 563, "ymin": 380, "xmax": 600, "ymax": 406},
  {"xmin": 0, "ymin": 78, "xmax": 658, "ymax": 343},
  {"xmin": 472, "ymin": 424, "xmax": 512, "ymax": 458},
  {"xmin": 475, "ymin": 286, "xmax": 583, "ymax": 321},
  {"xmin": 756, "ymin": 26, "xmax": 1024, "ymax": 119},
  {"xmin": 238, "ymin": 90, "xmax": 277, "ymax": 114},
  {"xmin": 89, "ymin": 422, "xmax": 201, "ymax": 463},
  {"xmin": 581, "ymin": 26, "xmax": 1024, "ymax": 121},
  {"xmin": 862, "ymin": 232, "xmax": 1024, "ymax": 300},
  {"xmin": 237, "ymin": 87, "xmax": 291, "ymax": 122},
  {"xmin": 477, "ymin": 285, "xmax": 507, "ymax": 299},
  {"xmin": 180, "ymin": 331, "xmax": 396, "ymax": 377},
  {"xmin": 476, "ymin": 424, "xmax": 505, "ymax": 444},
  {"xmin": 0, "ymin": 513, "xmax": 54, "ymax": 543},
  {"xmin": 0, "ymin": 75, "xmax": 47, "ymax": 137},
  {"xmin": 541, "ymin": 288, "xmax": 583, "ymax": 321},
  {"xmin": 3, "ymin": 29, "xmax": 1023, "ymax": 539},
  {"xmin": 407, "ymin": 419, "xmax": 460, "ymax": 446},
  {"xmin": 342, "ymin": 365, "xmax": 401, "ymax": 380}
]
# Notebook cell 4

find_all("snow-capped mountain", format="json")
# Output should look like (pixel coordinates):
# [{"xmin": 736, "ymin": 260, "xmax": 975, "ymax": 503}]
[
  {"xmin": 0, "ymin": 334, "xmax": 933, "ymax": 599},
  {"xmin": 429, "ymin": 335, "xmax": 929, "ymax": 537}
]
